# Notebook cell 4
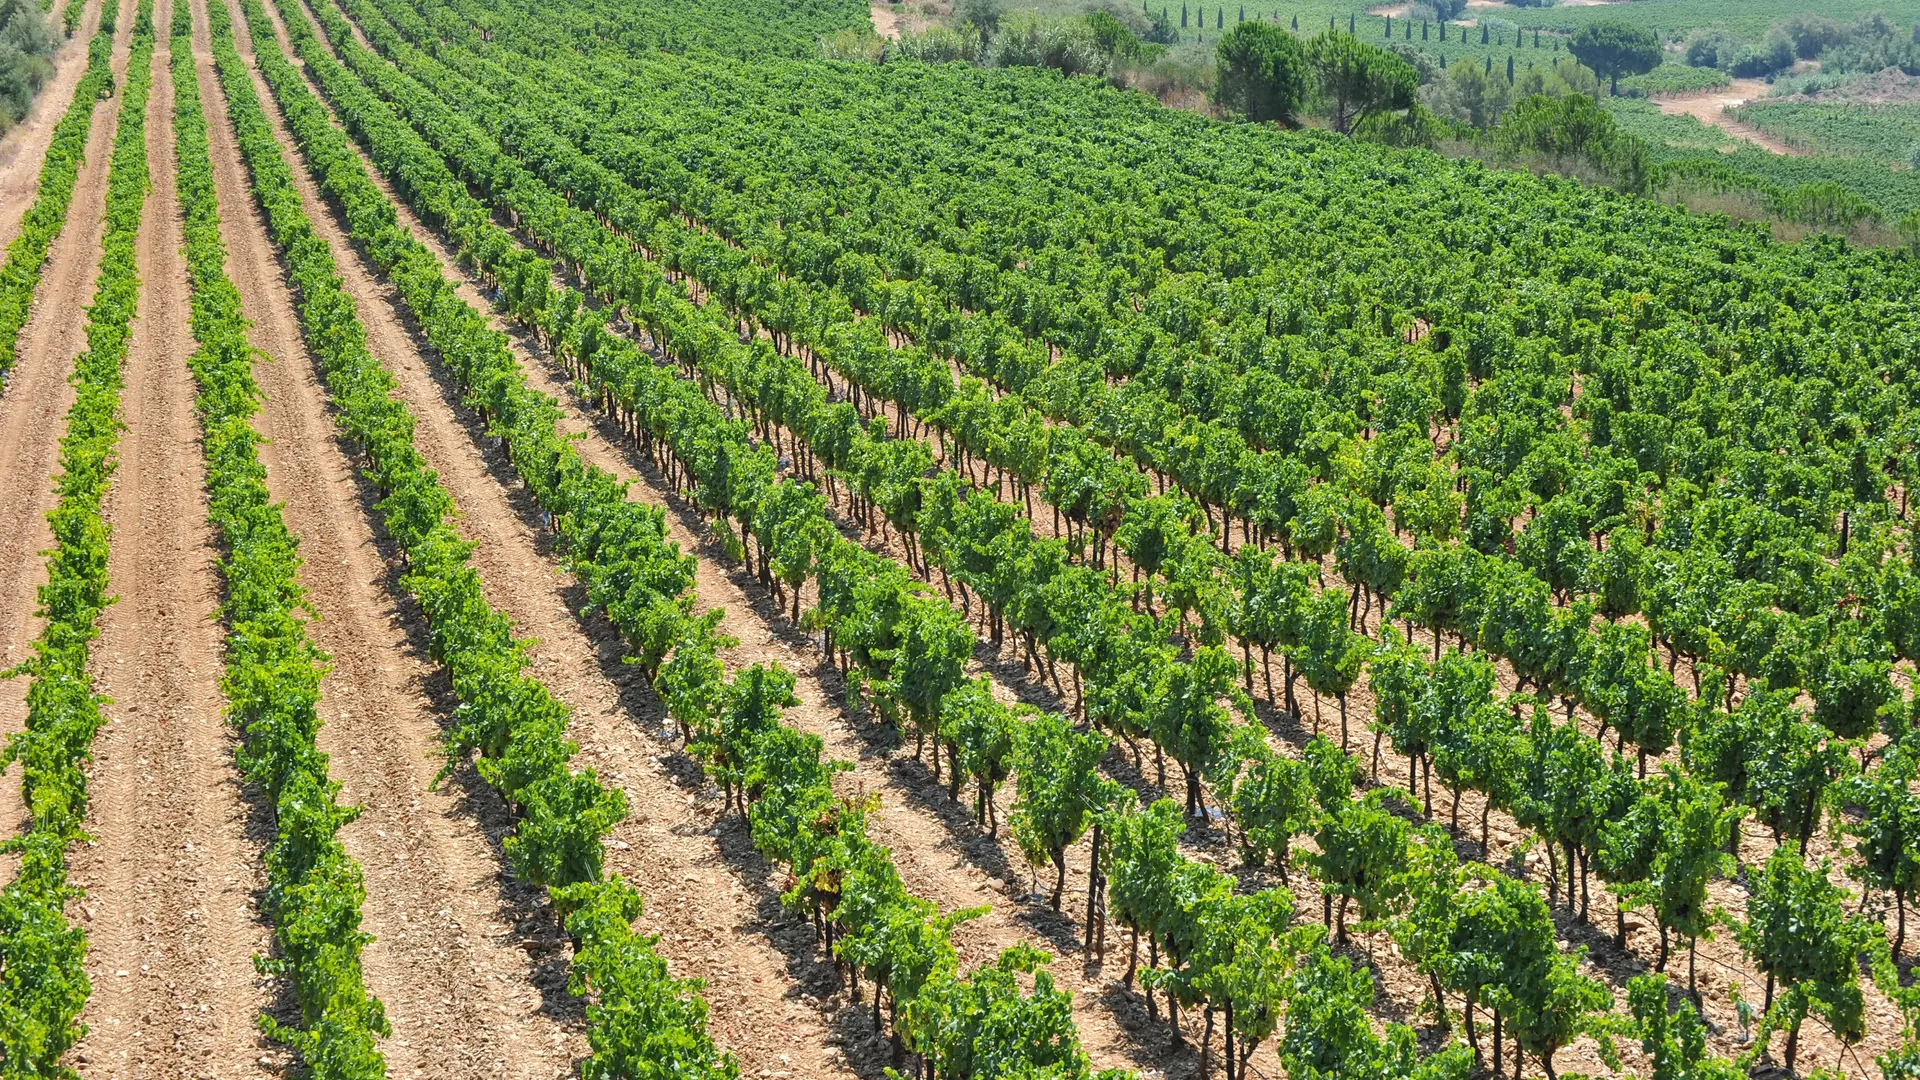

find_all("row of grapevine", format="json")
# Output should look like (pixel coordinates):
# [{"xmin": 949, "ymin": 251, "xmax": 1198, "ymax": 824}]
[
  {"xmin": 329, "ymin": 0, "xmax": 1706, "ymax": 943},
  {"xmin": 305, "ymin": 0, "xmax": 1238, "ymax": 874},
  {"xmin": 390, "ymin": 0, "xmax": 1715, "ymax": 771},
  {"xmin": 201, "ymin": 2, "xmax": 737, "ymax": 1074},
  {"xmin": 407, "ymin": 0, "xmax": 1920, "ymax": 775},
  {"xmin": 266, "ymin": 4, "xmax": 1477, "ymax": 1075},
  {"xmin": 329, "ymin": 0, "xmax": 1686, "ymax": 810},
  {"xmin": 234, "ymin": 0, "xmax": 1134, "ymax": 1072},
  {"xmin": 0, "ymin": 4, "xmax": 118, "ymax": 383},
  {"xmin": 359, "ymin": 0, "xmax": 1912, "ymax": 915},
  {"xmin": 0, "ymin": 0, "xmax": 151, "ymax": 1064},
  {"xmin": 260, "ymin": 5, "xmax": 1676, "ymax": 1073},
  {"xmin": 311, "ymin": 0, "xmax": 1920, "ymax": 1068},
  {"xmin": 169, "ymin": 2, "xmax": 390, "ymax": 1069}
]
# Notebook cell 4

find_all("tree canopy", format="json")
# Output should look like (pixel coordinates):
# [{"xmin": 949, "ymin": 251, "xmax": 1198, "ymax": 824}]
[
  {"xmin": 1568, "ymin": 21, "xmax": 1663, "ymax": 95},
  {"xmin": 1212, "ymin": 20, "xmax": 1311, "ymax": 126}
]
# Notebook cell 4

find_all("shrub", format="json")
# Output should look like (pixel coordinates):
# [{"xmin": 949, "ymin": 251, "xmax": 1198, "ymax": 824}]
[
  {"xmin": 1728, "ymin": 32, "xmax": 1794, "ymax": 77},
  {"xmin": 987, "ymin": 12, "xmax": 1108, "ymax": 76},
  {"xmin": 0, "ymin": 0, "xmax": 55, "ymax": 130},
  {"xmin": 1683, "ymin": 26, "xmax": 1738, "ymax": 69}
]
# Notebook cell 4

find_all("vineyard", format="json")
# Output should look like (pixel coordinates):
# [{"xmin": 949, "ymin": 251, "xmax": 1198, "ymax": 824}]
[{"xmin": 0, "ymin": 0, "xmax": 1918, "ymax": 1076}]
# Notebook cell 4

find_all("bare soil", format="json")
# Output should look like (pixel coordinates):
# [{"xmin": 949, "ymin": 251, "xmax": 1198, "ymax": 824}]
[
  {"xmin": 190, "ymin": 0, "xmax": 586, "ymax": 1074},
  {"xmin": 0, "ymin": 0, "xmax": 1883, "ymax": 1069},
  {"xmin": 0, "ymin": 0, "xmax": 134, "ymax": 878},
  {"xmin": 68, "ymin": 10, "xmax": 278, "ymax": 1074},
  {"xmin": 255, "ymin": 1, "xmax": 1198, "ymax": 1071},
  {"xmin": 0, "ymin": 0, "xmax": 107, "ymax": 252},
  {"xmin": 1652, "ymin": 79, "xmax": 1806, "ymax": 156}
]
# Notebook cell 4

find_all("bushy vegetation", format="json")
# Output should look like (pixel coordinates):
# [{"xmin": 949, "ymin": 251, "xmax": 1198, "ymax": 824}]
[
  {"xmin": 1617, "ymin": 63, "xmax": 1729, "ymax": 98},
  {"xmin": 0, "ymin": 1, "xmax": 151, "ymax": 1066},
  {"xmin": 1682, "ymin": 12, "xmax": 1920, "ymax": 79},
  {"xmin": 0, "ymin": 0, "xmax": 56, "ymax": 136},
  {"xmin": 850, "ymin": 0, "xmax": 1174, "ymax": 77}
]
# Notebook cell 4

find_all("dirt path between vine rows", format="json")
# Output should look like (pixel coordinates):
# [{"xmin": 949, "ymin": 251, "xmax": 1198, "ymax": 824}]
[
  {"xmin": 318, "ymin": 0, "xmax": 1915, "ymax": 1070},
  {"xmin": 191, "ymin": 0, "xmax": 586, "ymax": 1075},
  {"xmin": 69, "ymin": 11, "xmax": 278, "ymax": 1075},
  {"xmin": 1652, "ymin": 78, "xmax": 1805, "ymax": 156},
  {"xmin": 252, "ymin": 0, "xmax": 1186, "ymax": 1071},
  {"xmin": 238, "ymin": 1, "xmax": 882, "ymax": 1073},
  {"xmin": 0, "ymin": 0, "xmax": 133, "ymax": 881},
  {"xmin": 0, "ymin": 0, "xmax": 106, "ymax": 252}
]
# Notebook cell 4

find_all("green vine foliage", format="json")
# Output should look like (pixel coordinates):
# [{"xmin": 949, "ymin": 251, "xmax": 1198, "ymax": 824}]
[
  {"xmin": 0, "ymin": 7, "xmax": 116, "ymax": 382},
  {"xmin": 172, "ymin": 1, "xmax": 388, "ymax": 1068},
  {"xmin": 0, "ymin": 3, "xmax": 153, "ymax": 1067}
]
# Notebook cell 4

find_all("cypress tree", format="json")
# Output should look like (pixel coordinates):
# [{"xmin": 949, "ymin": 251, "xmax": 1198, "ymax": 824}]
[
  {"xmin": 1348, "ymin": 11, "xmax": 1356, "ymax": 32},
  {"xmin": 1383, "ymin": 14, "xmax": 1390, "ymax": 36},
  {"xmin": 1292, "ymin": 13, "xmax": 1298, "ymax": 28},
  {"xmin": 1217, "ymin": 8, "xmax": 1223, "ymax": 28},
  {"xmin": 1485, "ymin": 53, "xmax": 1492, "ymax": 73},
  {"xmin": 1422, "ymin": 19, "xmax": 1428, "ymax": 39},
  {"xmin": 1506, "ymin": 54, "xmax": 1514, "ymax": 82},
  {"xmin": 1439, "ymin": 20, "xmax": 1446, "ymax": 40},
  {"xmin": 1182, "ymin": 3, "xmax": 1188, "ymax": 27},
  {"xmin": 1533, "ymin": 27, "xmax": 1540, "ymax": 46},
  {"xmin": 1404, "ymin": 19, "xmax": 1410, "ymax": 38},
  {"xmin": 1440, "ymin": 51, "xmax": 1446, "ymax": 67},
  {"xmin": 1238, "ymin": 5, "xmax": 1244, "ymax": 22},
  {"xmin": 1480, "ymin": 22, "xmax": 1488, "ymax": 43}
]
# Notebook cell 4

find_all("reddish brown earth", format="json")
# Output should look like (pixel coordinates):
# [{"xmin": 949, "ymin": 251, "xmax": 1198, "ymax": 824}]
[
  {"xmin": 69, "ymin": 9, "xmax": 278, "ymax": 1074},
  {"xmin": 0, "ymin": 0, "xmax": 134, "ymax": 876}
]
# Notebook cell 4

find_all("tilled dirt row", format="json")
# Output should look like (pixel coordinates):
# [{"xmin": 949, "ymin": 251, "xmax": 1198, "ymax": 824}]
[
  {"xmin": 66, "ymin": 5, "xmax": 279, "ymax": 1076},
  {"xmin": 0, "ymin": 0, "xmax": 108, "ymax": 251},
  {"xmin": 649, "ymin": 209, "xmax": 1903, "ymax": 1076},
  {"xmin": 245, "ymin": 0, "xmax": 1192, "ymax": 1072},
  {"xmin": 186, "ymin": 0, "xmax": 585, "ymax": 1075},
  {"xmin": 206, "ymin": 0, "xmax": 1909, "ymax": 1075},
  {"xmin": 0, "ymin": 0, "xmax": 133, "ymax": 882}
]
